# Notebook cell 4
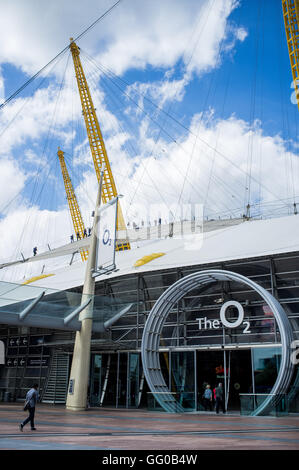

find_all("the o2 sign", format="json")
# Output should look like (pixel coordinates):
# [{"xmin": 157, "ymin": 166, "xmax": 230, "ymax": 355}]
[
  {"xmin": 102, "ymin": 229, "xmax": 112, "ymax": 246},
  {"xmin": 197, "ymin": 300, "xmax": 251, "ymax": 334}
]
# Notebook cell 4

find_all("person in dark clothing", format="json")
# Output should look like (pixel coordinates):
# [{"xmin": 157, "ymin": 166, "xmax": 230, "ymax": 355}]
[
  {"xmin": 70, "ymin": 234, "xmax": 74, "ymax": 243},
  {"xmin": 33, "ymin": 247, "xmax": 37, "ymax": 256},
  {"xmin": 215, "ymin": 383, "xmax": 226, "ymax": 414},
  {"xmin": 83, "ymin": 228, "xmax": 87, "ymax": 238},
  {"xmin": 76, "ymin": 232, "xmax": 81, "ymax": 240},
  {"xmin": 20, "ymin": 383, "xmax": 39, "ymax": 431},
  {"xmin": 88, "ymin": 227, "xmax": 91, "ymax": 236}
]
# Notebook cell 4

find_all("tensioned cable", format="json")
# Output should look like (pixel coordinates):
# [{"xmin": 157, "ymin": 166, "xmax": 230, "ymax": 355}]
[
  {"xmin": 0, "ymin": 0, "xmax": 124, "ymax": 111},
  {"xmin": 12, "ymin": 54, "xmax": 72, "ymax": 262},
  {"xmin": 81, "ymin": 53, "xmax": 182, "ymax": 220},
  {"xmin": 82, "ymin": 52, "xmax": 246, "ymax": 208},
  {"xmin": 245, "ymin": 0, "xmax": 262, "ymax": 212},
  {"xmin": 83, "ymin": 57, "xmax": 292, "ymax": 210},
  {"xmin": 72, "ymin": 49, "xmax": 298, "ymax": 222},
  {"xmin": 276, "ymin": 1, "xmax": 296, "ymax": 210},
  {"xmin": 82, "ymin": 52, "xmax": 259, "ymax": 219},
  {"xmin": 82, "ymin": 54, "xmax": 238, "ymax": 219},
  {"xmin": 129, "ymin": 0, "xmax": 218, "ymax": 217}
]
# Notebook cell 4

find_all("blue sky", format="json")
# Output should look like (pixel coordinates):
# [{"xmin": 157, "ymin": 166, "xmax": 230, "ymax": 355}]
[{"xmin": 0, "ymin": 0, "xmax": 298, "ymax": 278}]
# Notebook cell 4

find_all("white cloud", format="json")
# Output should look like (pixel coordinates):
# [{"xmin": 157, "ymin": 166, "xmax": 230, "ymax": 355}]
[
  {"xmin": 0, "ymin": 0, "xmax": 243, "ymax": 78},
  {"xmin": 0, "ymin": 158, "xmax": 26, "ymax": 214}
]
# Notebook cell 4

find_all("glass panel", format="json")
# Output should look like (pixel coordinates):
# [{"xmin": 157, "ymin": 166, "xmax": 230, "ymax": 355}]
[
  {"xmin": 90, "ymin": 354, "xmax": 102, "ymax": 407},
  {"xmin": 226, "ymin": 350, "xmax": 252, "ymax": 411},
  {"xmin": 128, "ymin": 353, "xmax": 139, "ymax": 408},
  {"xmin": 102, "ymin": 354, "xmax": 117, "ymax": 407},
  {"xmin": 240, "ymin": 394, "xmax": 288, "ymax": 416},
  {"xmin": 0, "ymin": 280, "xmax": 136, "ymax": 330},
  {"xmin": 117, "ymin": 353, "xmax": 128, "ymax": 408},
  {"xmin": 253, "ymin": 347, "xmax": 281, "ymax": 394},
  {"xmin": 171, "ymin": 351, "xmax": 195, "ymax": 410}
]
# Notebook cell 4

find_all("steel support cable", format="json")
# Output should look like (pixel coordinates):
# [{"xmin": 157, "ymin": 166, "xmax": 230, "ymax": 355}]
[
  {"xmin": 83, "ymin": 55, "xmax": 243, "ymax": 218},
  {"xmin": 81, "ymin": 54, "xmax": 182, "ymax": 222},
  {"xmin": 1, "ymin": 55, "xmax": 66, "ymax": 271},
  {"xmin": 79, "ymin": 23, "xmax": 227, "ymax": 217},
  {"xmin": 63, "ymin": 151, "xmax": 176, "ymax": 214},
  {"xmin": 82, "ymin": 49, "xmax": 222, "ymax": 212},
  {"xmin": 277, "ymin": 3, "xmax": 297, "ymax": 209},
  {"xmin": 245, "ymin": 0, "xmax": 262, "ymax": 212},
  {"xmin": 69, "ymin": 64, "xmax": 152, "ymax": 223},
  {"xmin": 80, "ymin": 58, "xmax": 146, "ymax": 205},
  {"xmin": 206, "ymin": 194, "xmax": 299, "ymax": 220},
  {"xmin": 12, "ymin": 55, "xmax": 71, "ymax": 262},
  {"xmin": 257, "ymin": 0, "xmax": 266, "ymax": 216},
  {"xmin": 0, "ymin": 0, "xmax": 124, "ymax": 112},
  {"xmin": 84, "ymin": 58, "xmax": 292, "ymax": 211},
  {"xmin": 0, "ymin": 52, "xmax": 70, "ymax": 223},
  {"xmin": 177, "ymin": 0, "xmax": 231, "ymax": 216},
  {"xmin": 6, "ymin": 51, "xmax": 70, "ymax": 232},
  {"xmin": 81, "ymin": 53, "xmax": 181, "ymax": 219},
  {"xmin": 203, "ymin": 54, "xmax": 234, "ymax": 212},
  {"xmin": 128, "ymin": 0, "xmax": 218, "ymax": 217},
  {"xmin": 203, "ymin": 3, "xmax": 245, "ymax": 215}
]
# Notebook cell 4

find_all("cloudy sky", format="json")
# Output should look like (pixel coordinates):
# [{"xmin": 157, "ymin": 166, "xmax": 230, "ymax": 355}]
[{"xmin": 0, "ymin": 0, "xmax": 298, "ymax": 281}]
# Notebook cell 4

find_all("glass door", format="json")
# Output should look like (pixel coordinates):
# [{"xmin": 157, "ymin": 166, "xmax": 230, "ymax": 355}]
[
  {"xmin": 197, "ymin": 350, "xmax": 226, "ymax": 411},
  {"xmin": 225, "ymin": 349, "xmax": 252, "ymax": 411},
  {"xmin": 117, "ymin": 352, "xmax": 128, "ymax": 407},
  {"xmin": 170, "ymin": 351, "xmax": 195, "ymax": 410},
  {"xmin": 128, "ymin": 353, "xmax": 139, "ymax": 408}
]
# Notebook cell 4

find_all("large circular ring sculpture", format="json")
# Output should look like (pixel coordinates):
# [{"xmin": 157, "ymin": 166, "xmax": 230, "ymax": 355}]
[{"xmin": 141, "ymin": 269, "xmax": 294, "ymax": 415}]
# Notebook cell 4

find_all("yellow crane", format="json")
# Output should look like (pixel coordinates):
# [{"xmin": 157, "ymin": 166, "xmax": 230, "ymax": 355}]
[
  {"xmin": 57, "ymin": 147, "xmax": 89, "ymax": 261},
  {"xmin": 282, "ymin": 0, "xmax": 299, "ymax": 110},
  {"xmin": 69, "ymin": 38, "xmax": 130, "ymax": 251}
]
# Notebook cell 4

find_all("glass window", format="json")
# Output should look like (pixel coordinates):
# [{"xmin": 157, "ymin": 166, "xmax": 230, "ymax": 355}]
[
  {"xmin": 253, "ymin": 347, "xmax": 281, "ymax": 394},
  {"xmin": 128, "ymin": 353, "xmax": 139, "ymax": 408},
  {"xmin": 171, "ymin": 351, "xmax": 195, "ymax": 410}
]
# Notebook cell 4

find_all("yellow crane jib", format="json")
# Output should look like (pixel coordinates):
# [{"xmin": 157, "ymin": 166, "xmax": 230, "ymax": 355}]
[
  {"xmin": 57, "ymin": 147, "xmax": 89, "ymax": 262},
  {"xmin": 282, "ymin": 0, "xmax": 299, "ymax": 110},
  {"xmin": 69, "ymin": 38, "xmax": 130, "ymax": 251}
]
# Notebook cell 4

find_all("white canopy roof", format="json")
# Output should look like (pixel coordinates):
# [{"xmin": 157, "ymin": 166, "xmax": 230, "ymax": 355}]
[{"xmin": 21, "ymin": 214, "xmax": 299, "ymax": 290}]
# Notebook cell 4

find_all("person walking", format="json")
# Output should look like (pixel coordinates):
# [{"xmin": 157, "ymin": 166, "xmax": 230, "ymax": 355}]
[
  {"xmin": 215, "ymin": 382, "xmax": 226, "ymax": 414},
  {"xmin": 20, "ymin": 383, "xmax": 39, "ymax": 431},
  {"xmin": 203, "ymin": 384, "xmax": 213, "ymax": 411}
]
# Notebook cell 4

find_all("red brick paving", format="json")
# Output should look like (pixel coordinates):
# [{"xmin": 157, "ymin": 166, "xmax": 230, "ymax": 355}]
[{"xmin": 0, "ymin": 403, "xmax": 298, "ymax": 450}]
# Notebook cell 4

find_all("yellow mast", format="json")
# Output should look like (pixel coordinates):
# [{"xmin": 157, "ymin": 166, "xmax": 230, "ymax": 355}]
[
  {"xmin": 69, "ymin": 38, "xmax": 130, "ymax": 251},
  {"xmin": 57, "ymin": 147, "xmax": 89, "ymax": 261},
  {"xmin": 282, "ymin": 0, "xmax": 299, "ymax": 110}
]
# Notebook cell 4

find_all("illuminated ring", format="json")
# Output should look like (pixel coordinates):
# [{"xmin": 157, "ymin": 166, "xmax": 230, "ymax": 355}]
[{"xmin": 141, "ymin": 269, "xmax": 294, "ymax": 415}]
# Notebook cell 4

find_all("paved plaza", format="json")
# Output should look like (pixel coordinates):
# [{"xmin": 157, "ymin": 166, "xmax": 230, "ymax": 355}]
[{"xmin": 0, "ymin": 403, "xmax": 298, "ymax": 450}]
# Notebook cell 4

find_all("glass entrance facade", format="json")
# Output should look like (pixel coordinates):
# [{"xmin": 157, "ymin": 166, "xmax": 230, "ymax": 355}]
[{"xmin": 89, "ymin": 346, "xmax": 282, "ymax": 413}]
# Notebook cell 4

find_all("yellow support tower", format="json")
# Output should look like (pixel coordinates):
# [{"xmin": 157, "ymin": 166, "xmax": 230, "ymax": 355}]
[
  {"xmin": 69, "ymin": 38, "xmax": 130, "ymax": 251},
  {"xmin": 57, "ymin": 147, "xmax": 89, "ymax": 261},
  {"xmin": 282, "ymin": 0, "xmax": 299, "ymax": 110}
]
